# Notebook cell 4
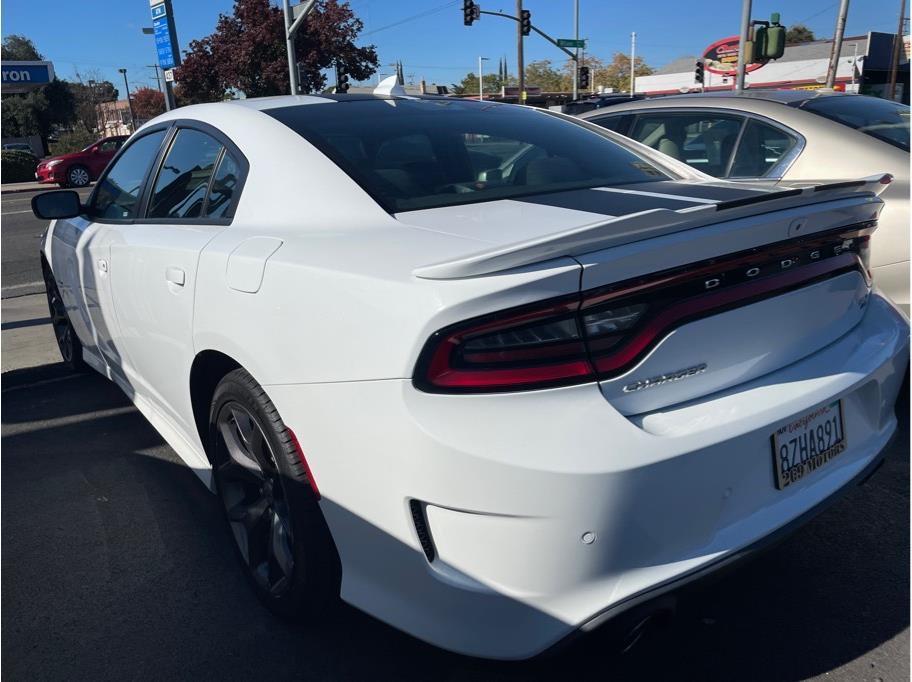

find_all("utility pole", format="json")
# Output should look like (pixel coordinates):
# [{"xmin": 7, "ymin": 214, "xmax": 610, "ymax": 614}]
[
  {"xmin": 887, "ymin": 0, "xmax": 906, "ymax": 100},
  {"xmin": 572, "ymin": 0, "xmax": 579, "ymax": 99},
  {"xmin": 629, "ymin": 32, "xmax": 636, "ymax": 96},
  {"xmin": 118, "ymin": 68, "xmax": 136, "ymax": 133},
  {"xmin": 478, "ymin": 56, "xmax": 489, "ymax": 100},
  {"xmin": 735, "ymin": 0, "xmax": 752, "ymax": 91},
  {"xmin": 825, "ymin": 0, "xmax": 851, "ymax": 88},
  {"xmin": 517, "ymin": 0, "xmax": 525, "ymax": 104},
  {"xmin": 148, "ymin": 64, "xmax": 164, "ymax": 95},
  {"xmin": 283, "ymin": 0, "xmax": 316, "ymax": 95}
]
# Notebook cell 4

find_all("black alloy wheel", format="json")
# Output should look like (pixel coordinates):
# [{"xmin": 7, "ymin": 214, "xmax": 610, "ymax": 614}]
[
  {"xmin": 215, "ymin": 401, "xmax": 297, "ymax": 596},
  {"xmin": 210, "ymin": 368, "xmax": 340, "ymax": 618},
  {"xmin": 43, "ymin": 264, "xmax": 86, "ymax": 371}
]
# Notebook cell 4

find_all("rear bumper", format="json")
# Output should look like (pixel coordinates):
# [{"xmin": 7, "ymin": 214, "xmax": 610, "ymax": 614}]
[{"xmin": 265, "ymin": 293, "xmax": 909, "ymax": 660}]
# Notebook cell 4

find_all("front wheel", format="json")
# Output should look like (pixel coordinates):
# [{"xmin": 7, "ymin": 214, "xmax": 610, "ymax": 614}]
[
  {"xmin": 210, "ymin": 368, "xmax": 340, "ymax": 619},
  {"xmin": 42, "ymin": 263, "xmax": 86, "ymax": 371},
  {"xmin": 65, "ymin": 165, "xmax": 90, "ymax": 188}
]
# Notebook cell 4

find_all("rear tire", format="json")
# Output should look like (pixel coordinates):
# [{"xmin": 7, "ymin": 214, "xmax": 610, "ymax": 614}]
[
  {"xmin": 65, "ymin": 165, "xmax": 90, "ymax": 188},
  {"xmin": 42, "ymin": 263, "xmax": 86, "ymax": 372},
  {"xmin": 209, "ymin": 368, "xmax": 340, "ymax": 620}
]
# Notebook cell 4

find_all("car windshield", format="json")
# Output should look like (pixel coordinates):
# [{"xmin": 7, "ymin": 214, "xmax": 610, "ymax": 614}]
[
  {"xmin": 800, "ymin": 96, "xmax": 910, "ymax": 151},
  {"xmin": 266, "ymin": 98, "xmax": 670, "ymax": 212}
]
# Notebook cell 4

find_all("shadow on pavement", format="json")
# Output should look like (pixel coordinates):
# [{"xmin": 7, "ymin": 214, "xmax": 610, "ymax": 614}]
[{"xmin": 1, "ymin": 362, "xmax": 908, "ymax": 681}]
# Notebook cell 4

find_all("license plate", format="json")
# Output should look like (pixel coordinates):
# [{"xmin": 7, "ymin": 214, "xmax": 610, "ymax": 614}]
[{"xmin": 771, "ymin": 400, "xmax": 847, "ymax": 490}]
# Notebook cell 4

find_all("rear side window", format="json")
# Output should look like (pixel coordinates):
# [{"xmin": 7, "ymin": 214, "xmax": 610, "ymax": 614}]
[
  {"xmin": 266, "ymin": 98, "xmax": 669, "ymax": 213},
  {"xmin": 205, "ymin": 152, "xmax": 242, "ymax": 218},
  {"xmin": 591, "ymin": 115, "xmax": 625, "ymax": 132},
  {"xmin": 91, "ymin": 129, "xmax": 167, "ymax": 220},
  {"xmin": 148, "ymin": 129, "xmax": 223, "ymax": 219},
  {"xmin": 629, "ymin": 112, "xmax": 743, "ymax": 177},
  {"xmin": 728, "ymin": 120, "xmax": 798, "ymax": 178}
]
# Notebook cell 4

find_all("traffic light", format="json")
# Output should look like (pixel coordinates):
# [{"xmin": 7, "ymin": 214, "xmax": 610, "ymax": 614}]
[
  {"xmin": 335, "ymin": 62, "xmax": 349, "ymax": 93},
  {"xmin": 694, "ymin": 60, "xmax": 704, "ymax": 84},
  {"xmin": 463, "ymin": 0, "xmax": 479, "ymax": 26},
  {"xmin": 765, "ymin": 13, "xmax": 786, "ymax": 60},
  {"xmin": 520, "ymin": 9, "xmax": 531, "ymax": 36},
  {"xmin": 578, "ymin": 66, "xmax": 590, "ymax": 90}
]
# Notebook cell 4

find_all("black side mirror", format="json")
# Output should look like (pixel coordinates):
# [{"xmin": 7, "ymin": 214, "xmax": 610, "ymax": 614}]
[{"xmin": 32, "ymin": 191, "xmax": 82, "ymax": 220}]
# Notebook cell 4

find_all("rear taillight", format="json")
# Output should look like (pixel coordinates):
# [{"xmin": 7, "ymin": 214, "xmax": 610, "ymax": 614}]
[
  {"xmin": 418, "ymin": 295, "xmax": 595, "ymax": 392},
  {"xmin": 414, "ymin": 225, "xmax": 874, "ymax": 393}
]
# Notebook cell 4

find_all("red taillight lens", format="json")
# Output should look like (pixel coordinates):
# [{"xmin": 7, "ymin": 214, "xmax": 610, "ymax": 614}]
[
  {"xmin": 414, "ymin": 225, "xmax": 874, "ymax": 394},
  {"xmin": 417, "ymin": 296, "xmax": 596, "ymax": 392}
]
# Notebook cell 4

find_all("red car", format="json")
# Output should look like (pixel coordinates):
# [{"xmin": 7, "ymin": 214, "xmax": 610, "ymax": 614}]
[{"xmin": 35, "ymin": 135, "xmax": 129, "ymax": 188}]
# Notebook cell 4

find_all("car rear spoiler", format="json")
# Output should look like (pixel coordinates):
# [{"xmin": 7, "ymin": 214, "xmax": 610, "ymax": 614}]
[{"xmin": 413, "ymin": 174, "xmax": 892, "ymax": 281}]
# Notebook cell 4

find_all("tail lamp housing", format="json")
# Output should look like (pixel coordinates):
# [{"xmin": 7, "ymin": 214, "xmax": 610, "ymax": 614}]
[{"xmin": 414, "ymin": 225, "xmax": 874, "ymax": 394}]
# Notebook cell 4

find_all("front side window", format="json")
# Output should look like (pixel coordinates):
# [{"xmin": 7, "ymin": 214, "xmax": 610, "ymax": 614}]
[
  {"xmin": 91, "ymin": 129, "xmax": 167, "ymax": 220},
  {"xmin": 98, "ymin": 138, "xmax": 123, "ymax": 152},
  {"xmin": 266, "ymin": 98, "xmax": 670, "ymax": 213},
  {"xmin": 728, "ymin": 120, "xmax": 798, "ymax": 178},
  {"xmin": 628, "ymin": 112, "xmax": 744, "ymax": 177},
  {"xmin": 148, "ymin": 129, "xmax": 224, "ymax": 219}
]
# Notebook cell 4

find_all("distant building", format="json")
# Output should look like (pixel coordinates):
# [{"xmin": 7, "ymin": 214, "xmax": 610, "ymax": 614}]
[
  {"xmin": 636, "ymin": 31, "xmax": 909, "ymax": 103},
  {"xmin": 96, "ymin": 99, "xmax": 134, "ymax": 136}
]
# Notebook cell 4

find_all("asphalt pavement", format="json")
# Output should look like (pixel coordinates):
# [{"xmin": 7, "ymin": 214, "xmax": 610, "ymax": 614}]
[
  {"xmin": 1, "ymin": 187, "xmax": 93, "ymax": 298},
  {"xmin": 1, "ymin": 262, "xmax": 909, "ymax": 680}
]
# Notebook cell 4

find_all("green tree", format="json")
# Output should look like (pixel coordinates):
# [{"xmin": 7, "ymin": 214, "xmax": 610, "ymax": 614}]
[
  {"xmin": 1, "ymin": 34, "xmax": 43, "ymax": 60},
  {"xmin": 580, "ymin": 52, "xmax": 652, "ymax": 93},
  {"xmin": 176, "ymin": 0, "xmax": 378, "ymax": 100},
  {"xmin": 785, "ymin": 24, "xmax": 816, "ymax": 44},
  {"xmin": 451, "ymin": 71, "xmax": 508, "ymax": 96},
  {"xmin": 523, "ymin": 59, "xmax": 564, "ymax": 91}
]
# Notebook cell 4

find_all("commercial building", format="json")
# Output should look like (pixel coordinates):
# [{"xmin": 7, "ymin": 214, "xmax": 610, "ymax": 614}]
[{"xmin": 635, "ymin": 31, "xmax": 909, "ymax": 102}]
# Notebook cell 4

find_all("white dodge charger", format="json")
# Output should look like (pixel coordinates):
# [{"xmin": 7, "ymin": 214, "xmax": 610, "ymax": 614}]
[{"xmin": 33, "ymin": 92, "xmax": 909, "ymax": 660}]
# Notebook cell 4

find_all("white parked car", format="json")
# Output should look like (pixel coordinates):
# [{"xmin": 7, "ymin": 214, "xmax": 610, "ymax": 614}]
[
  {"xmin": 579, "ymin": 92, "xmax": 910, "ymax": 311},
  {"xmin": 33, "ymin": 93, "xmax": 909, "ymax": 660}
]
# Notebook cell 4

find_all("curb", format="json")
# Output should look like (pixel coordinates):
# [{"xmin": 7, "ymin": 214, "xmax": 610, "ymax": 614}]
[{"xmin": 1, "ymin": 184, "xmax": 52, "ymax": 195}]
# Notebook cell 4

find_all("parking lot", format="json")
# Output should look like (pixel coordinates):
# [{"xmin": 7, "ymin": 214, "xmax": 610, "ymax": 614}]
[{"xmin": 1, "ymin": 188, "xmax": 909, "ymax": 681}]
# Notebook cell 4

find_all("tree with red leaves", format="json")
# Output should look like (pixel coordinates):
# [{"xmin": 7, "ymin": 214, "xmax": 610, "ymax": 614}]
[
  {"xmin": 175, "ymin": 0, "xmax": 378, "ymax": 103},
  {"xmin": 131, "ymin": 86, "xmax": 166, "ymax": 122}
]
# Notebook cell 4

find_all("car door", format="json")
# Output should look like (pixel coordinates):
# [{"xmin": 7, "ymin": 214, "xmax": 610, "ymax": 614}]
[
  {"xmin": 53, "ymin": 127, "xmax": 170, "ymax": 381},
  {"xmin": 89, "ymin": 137, "xmax": 125, "ymax": 177},
  {"xmin": 105, "ymin": 124, "xmax": 246, "ymax": 433}
]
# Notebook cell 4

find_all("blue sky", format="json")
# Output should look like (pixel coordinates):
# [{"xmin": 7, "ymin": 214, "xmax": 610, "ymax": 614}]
[{"xmin": 1, "ymin": 0, "xmax": 904, "ymax": 93}]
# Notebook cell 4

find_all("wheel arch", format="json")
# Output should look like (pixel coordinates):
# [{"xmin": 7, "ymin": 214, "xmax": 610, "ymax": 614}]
[{"xmin": 189, "ymin": 349, "xmax": 242, "ymax": 464}]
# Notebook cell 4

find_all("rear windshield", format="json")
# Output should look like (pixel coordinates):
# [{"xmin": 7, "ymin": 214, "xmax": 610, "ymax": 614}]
[
  {"xmin": 266, "ymin": 98, "xmax": 670, "ymax": 212},
  {"xmin": 800, "ymin": 96, "xmax": 910, "ymax": 151}
]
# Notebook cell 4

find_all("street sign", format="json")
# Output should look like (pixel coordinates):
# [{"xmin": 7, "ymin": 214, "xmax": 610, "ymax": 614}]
[
  {"xmin": 164, "ymin": 69, "xmax": 175, "ymax": 82},
  {"xmin": 149, "ymin": 0, "xmax": 181, "ymax": 70},
  {"xmin": 557, "ymin": 38, "xmax": 586, "ymax": 48},
  {"xmin": 1, "ymin": 61, "xmax": 55, "ymax": 94}
]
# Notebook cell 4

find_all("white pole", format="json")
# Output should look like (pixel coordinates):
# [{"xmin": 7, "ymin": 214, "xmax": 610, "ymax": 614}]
[
  {"xmin": 735, "ymin": 0, "xmax": 751, "ymax": 91},
  {"xmin": 573, "ymin": 0, "xmax": 579, "ymax": 100},
  {"xmin": 478, "ymin": 56, "xmax": 488, "ymax": 100},
  {"xmin": 629, "ymin": 32, "xmax": 636, "ymax": 95},
  {"xmin": 826, "ymin": 0, "xmax": 851, "ymax": 88}
]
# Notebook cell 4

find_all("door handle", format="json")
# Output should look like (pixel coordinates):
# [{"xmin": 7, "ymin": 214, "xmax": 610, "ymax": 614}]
[
  {"xmin": 97, "ymin": 258, "xmax": 108, "ymax": 274},
  {"xmin": 165, "ymin": 267, "xmax": 186, "ymax": 287}
]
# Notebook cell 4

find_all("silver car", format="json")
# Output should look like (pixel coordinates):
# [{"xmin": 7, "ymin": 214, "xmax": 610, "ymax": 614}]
[{"xmin": 579, "ymin": 92, "xmax": 910, "ymax": 310}]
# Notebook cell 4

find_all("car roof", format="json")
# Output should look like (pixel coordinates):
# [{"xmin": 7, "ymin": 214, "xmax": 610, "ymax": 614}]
[
  {"xmin": 223, "ymin": 93, "xmax": 457, "ymax": 112},
  {"xmin": 644, "ymin": 90, "xmax": 853, "ymax": 107}
]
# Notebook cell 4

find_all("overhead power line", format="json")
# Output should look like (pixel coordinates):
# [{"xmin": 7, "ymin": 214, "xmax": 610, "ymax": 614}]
[{"xmin": 363, "ymin": 0, "xmax": 460, "ymax": 36}]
